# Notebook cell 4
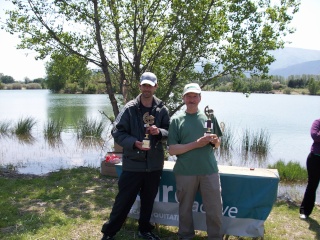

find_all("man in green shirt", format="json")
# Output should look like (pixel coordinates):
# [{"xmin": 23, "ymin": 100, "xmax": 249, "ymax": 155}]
[{"xmin": 167, "ymin": 83, "xmax": 223, "ymax": 240}]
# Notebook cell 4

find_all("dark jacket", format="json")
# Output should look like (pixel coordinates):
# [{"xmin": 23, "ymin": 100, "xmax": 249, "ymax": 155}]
[{"xmin": 112, "ymin": 94, "xmax": 170, "ymax": 172}]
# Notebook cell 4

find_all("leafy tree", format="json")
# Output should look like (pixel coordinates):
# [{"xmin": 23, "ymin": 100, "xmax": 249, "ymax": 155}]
[
  {"xmin": 45, "ymin": 52, "xmax": 91, "ymax": 93},
  {"xmin": 308, "ymin": 79, "xmax": 320, "ymax": 95},
  {"xmin": 3, "ymin": 0, "xmax": 299, "ymax": 117},
  {"xmin": 24, "ymin": 77, "xmax": 32, "ymax": 84},
  {"xmin": 256, "ymin": 80, "xmax": 272, "ymax": 92},
  {"xmin": 0, "ymin": 75, "xmax": 15, "ymax": 84}
]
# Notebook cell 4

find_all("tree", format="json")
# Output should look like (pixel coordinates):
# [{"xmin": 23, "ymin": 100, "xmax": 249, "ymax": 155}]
[
  {"xmin": 0, "ymin": 75, "xmax": 15, "ymax": 84},
  {"xmin": 308, "ymin": 78, "xmax": 320, "ymax": 95},
  {"xmin": 3, "ymin": 0, "xmax": 299, "ymax": 117},
  {"xmin": 45, "ymin": 52, "xmax": 91, "ymax": 93}
]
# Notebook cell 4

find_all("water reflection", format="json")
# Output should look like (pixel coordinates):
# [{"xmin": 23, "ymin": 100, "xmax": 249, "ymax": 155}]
[
  {"xmin": 45, "ymin": 137, "xmax": 64, "ymax": 148},
  {"xmin": 16, "ymin": 134, "xmax": 36, "ymax": 145},
  {"xmin": 77, "ymin": 137, "xmax": 105, "ymax": 149},
  {"xmin": 47, "ymin": 94, "xmax": 90, "ymax": 130}
]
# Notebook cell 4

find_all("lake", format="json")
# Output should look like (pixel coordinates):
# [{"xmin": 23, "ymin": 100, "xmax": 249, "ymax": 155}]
[{"xmin": 0, "ymin": 90, "xmax": 319, "ymax": 175}]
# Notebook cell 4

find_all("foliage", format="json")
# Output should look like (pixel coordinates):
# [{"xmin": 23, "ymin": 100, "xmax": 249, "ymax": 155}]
[
  {"xmin": 268, "ymin": 160, "xmax": 308, "ymax": 183},
  {"xmin": 25, "ymin": 83, "xmax": 42, "ymax": 89},
  {"xmin": 76, "ymin": 118, "xmax": 105, "ymax": 140},
  {"xmin": 46, "ymin": 52, "xmax": 91, "ymax": 93},
  {"xmin": 44, "ymin": 118, "xmax": 64, "ymax": 139},
  {"xmin": 283, "ymin": 87, "xmax": 292, "ymax": 94},
  {"xmin": 241, "ymin": 128, "xmax": 270, "ymax": 156},
  {"xmin": 308, "ymin": 78, "xmax": 320, "ymax": 95},
  {"xmin": 0, "ymin": 121, "xmax": 11, "ymax": 137},
  {"xmin": 3, "ymin": 0, "xmax": 300, "ymax": 117},
  {"xmin": 0, "ymin": 75, "xmax": 14, "ymax": 84},
  {"xmin": 13, "ymin": 117, "xmax": 37, "ymax": 136}
]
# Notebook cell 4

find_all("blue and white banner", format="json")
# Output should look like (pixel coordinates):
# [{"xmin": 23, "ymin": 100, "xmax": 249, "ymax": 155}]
[{"xmin": 116, "ymin": 162, "xmax": 279, "ymax": 237}]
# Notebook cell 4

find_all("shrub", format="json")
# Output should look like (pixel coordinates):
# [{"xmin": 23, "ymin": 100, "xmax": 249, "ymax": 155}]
[
  {"xmin": 25, "ymin": 83, "xmax": 42, "ymax": 89},
  {"xmin": 283, "ymin": 88, "xmax": 292, "ymax": 94},
  {"xmin": 268, "ymin": 160, "xmax": 307, "ymax": 182}
]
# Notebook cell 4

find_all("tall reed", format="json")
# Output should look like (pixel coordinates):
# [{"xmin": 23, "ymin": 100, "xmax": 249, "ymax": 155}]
[
  {"xmin": 241, "ymin": 128, "xmax": 270, "ymax": 156},
  {"xmin": 250, "ymin": 129, "xmax": 270, "ymax": 155},
  {"xmin": 44, "ymin": 118, "xmax": 64, "ymax": 139},
  {"xmin": 76, "ymin": 118, "xmax": 105, "ymax": 140},
  {"xmin": 219, "ymin": 123, "xmax": 235, "ymax": 157},
  {"xmin": 0, "ymin": 121, "xmax": 10, "ymax": 137},
  {"xmin": 13, "ymin": 117, "xmax": 37, "ymax": 136}
]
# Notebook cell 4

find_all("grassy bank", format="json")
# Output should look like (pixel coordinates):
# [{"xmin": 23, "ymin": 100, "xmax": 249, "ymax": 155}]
[{"xmin": 0, "ymin": 167, "xmax": 319, "ymax": 240}]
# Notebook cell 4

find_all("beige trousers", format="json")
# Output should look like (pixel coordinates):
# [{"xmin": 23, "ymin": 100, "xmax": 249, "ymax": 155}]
[{"xmin": 175, "ymin": 173, "xmax": 223, "ymax": 240}]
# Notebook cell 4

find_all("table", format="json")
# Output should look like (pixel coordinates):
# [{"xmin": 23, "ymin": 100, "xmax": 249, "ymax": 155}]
[{"xmin": 115, "ymin": 161, "xmax": 279, "ymax": 237}]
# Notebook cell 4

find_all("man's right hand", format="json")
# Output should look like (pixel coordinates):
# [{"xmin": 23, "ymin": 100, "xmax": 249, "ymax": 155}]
[{"xmin": 135, "ymin": 141, "xmax": 151, "ymax": 150}]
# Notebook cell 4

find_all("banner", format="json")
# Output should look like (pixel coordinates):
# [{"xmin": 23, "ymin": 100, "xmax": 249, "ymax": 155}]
[{"xmin": 116, "ymin": 162, "xmax": 279, "ymax": 237}]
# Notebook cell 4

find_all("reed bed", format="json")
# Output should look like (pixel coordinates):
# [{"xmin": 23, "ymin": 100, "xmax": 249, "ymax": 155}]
[
  {"xmin": 0, "ymin": 121, "xmax": 10, "ymax": 137},
  {"xmin": 76, "ymin": 118, "xmax": 105, "ymax": 140},
  {"xmin": 44, "ymin": 118, "xmax": 64, "ymax": 139},
  {"xmin": 13, "ymin": 117, "xmax": 37, "ymax": 136},
  {"xmin": 240, "ymin": 128, "xmax": 270, "ymax": 156}
]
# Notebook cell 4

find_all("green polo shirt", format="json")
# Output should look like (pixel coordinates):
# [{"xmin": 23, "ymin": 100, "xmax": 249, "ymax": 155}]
[{"xmin": 168, "ymin": 110, "xmax": 222, "ymax": 175}]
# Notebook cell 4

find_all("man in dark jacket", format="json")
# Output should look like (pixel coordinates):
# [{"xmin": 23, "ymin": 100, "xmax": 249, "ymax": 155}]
[{"xmin": 101, "ymin": 72, "xmax": 170, "ymax": 240}]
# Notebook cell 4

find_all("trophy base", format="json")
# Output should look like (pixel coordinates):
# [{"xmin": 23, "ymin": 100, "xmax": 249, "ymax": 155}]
[{"xmin": 142, "ymin": 139, "xmax": 150, "ymax": 149}]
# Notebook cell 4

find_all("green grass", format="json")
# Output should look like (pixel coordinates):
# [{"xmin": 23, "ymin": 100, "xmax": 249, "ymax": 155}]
[
  {"xmin": 0, "ymin": 121, "xmax": 10, "ymax": 137},
  {"xmin": 241, "ymin": 128, "xmax": 270, "ymax": 156},
  {"xmin": 76, "ymin": 118, "xmax": 105, "ymax": 140},
  {"xmin": 44, "ymin": 118, "xmax": 64, "ymax": 139},
  {"xmin": 269, "ymin": 160, "xmax": 308, "ymax": 183},
  {"xmin": 0, "ymin": 167, "xmax": 319, "ymax": 240},
  {"xmin": 13, "ymin": 117, "xmax": 37, "ymax": 136}
]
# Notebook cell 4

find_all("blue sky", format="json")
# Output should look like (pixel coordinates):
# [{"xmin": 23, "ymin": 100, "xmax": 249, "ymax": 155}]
[{"xmin": 0, "ymin": 0, "xmax": 319, "ymax": 81}]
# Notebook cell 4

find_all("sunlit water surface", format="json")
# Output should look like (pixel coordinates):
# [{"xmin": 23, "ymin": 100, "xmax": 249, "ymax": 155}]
[{"xmin": 1, "ymin": 90, "xmax": 320, "ymax": 201}]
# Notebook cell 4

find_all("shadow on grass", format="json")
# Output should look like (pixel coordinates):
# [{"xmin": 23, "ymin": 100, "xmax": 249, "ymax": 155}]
[{"xmin": 306, "ymin": 217, "xmax": 320, "ymax": 240}]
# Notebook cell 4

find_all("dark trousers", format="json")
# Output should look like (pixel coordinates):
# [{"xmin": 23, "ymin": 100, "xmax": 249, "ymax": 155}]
[
  {"xmin": 300, "ymin": 153, "xmax": 320, "ymax": 216},
  {"xmin": 101, "ymin": 170, "xmax": 162, "ymax": 236}
]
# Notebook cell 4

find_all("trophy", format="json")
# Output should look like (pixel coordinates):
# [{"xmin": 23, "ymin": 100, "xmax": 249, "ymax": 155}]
[
  {"xmin": 204, "ymin": 105, "xmax": 215, "ymax": 147},
  {"xmin": 204, "ymin": 105, "xmax": 214, "ymax": 135},
  {"xmin": 142, "ymin": 112, "xmax": 155, "ymax": 148}
]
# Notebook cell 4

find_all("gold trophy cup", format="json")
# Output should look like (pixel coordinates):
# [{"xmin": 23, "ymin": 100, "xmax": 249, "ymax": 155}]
[{"xmin": 142, "ymin": 112, "xmax": 155, "ymax": 148}]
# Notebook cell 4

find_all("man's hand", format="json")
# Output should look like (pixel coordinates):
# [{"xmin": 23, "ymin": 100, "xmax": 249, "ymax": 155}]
[
  {"xmin": 197, "ymin": 134, "xmax": 219, "ymax": 147},
  {"xmin": 148, "ymin": 125, "xmax": 160, "ymax": 135},
  {"xmin": 135, "ymin": 141, "xmax": 151, "ymax": 150}
]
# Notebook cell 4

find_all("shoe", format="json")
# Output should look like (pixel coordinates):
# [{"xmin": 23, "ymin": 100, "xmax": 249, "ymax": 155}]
[
  {"xmin": 101, "ymin": 234, "xmax": 115, "ymax": 240},
  {"xmin": 300, "ymin": 214, "xmax": 308, "ymax": 219},
  {"xmin": 138, "ymin": 231, "xmax": 161, "ymax": 240}
]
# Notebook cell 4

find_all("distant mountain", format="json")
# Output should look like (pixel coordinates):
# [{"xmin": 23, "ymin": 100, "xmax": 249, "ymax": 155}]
[
  {"xmin": 269, "ymin": 60, "xmax": 320, "ymax": 78},
  {"xmin": 194, "ymin": 47, "xmax": 320, "ymax": 78},
  {"xmin": 268, "ymin": 47, "xmax": 320, "ymax": 77}
]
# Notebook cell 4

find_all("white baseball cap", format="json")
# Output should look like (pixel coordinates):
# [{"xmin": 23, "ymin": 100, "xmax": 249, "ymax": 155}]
[
  {"xmin": 140, "ymin": 72, "xmax": 157, "ymax": 86},
  {"xmin": 183, "ymin": 83, "xmax": 201, "ymax": 96}
]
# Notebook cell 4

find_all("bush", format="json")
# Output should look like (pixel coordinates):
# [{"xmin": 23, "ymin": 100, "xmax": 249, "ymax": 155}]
[
  {"xmin": 85, "ymin": 84, "xmax": 97, "ymax": 94},
  {"xmin": 268, "ymin": 160, "xmax": 307, "ymax": 182},
  {"xmin": 25, "ymin": 83, "xmax": 42, "ymax": 89},
  {"xmin": 283, "ymin": 88, "xmax": 291, "ymax": 94}
]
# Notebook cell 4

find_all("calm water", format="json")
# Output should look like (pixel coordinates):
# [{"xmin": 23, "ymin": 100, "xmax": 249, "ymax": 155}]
[{"xmin": 0, "ymin": 90, "xmax": 319, "ymax": 175}]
